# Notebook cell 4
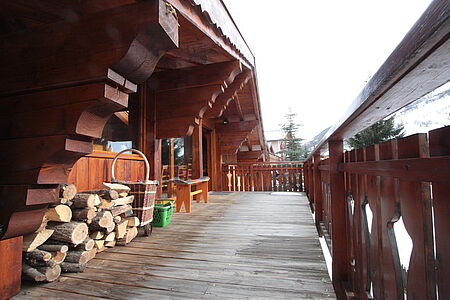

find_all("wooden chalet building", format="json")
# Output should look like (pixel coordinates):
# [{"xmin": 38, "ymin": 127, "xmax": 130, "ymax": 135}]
[
  {"xmin": 0, "ymin": 0, "xmax": 266, "ymax": 298},
  {"xmin": 1, "ymin": 0, "xmax": 449, "ymax": 299}
]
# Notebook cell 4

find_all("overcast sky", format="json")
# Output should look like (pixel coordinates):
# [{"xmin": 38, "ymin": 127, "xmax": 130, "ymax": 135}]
[{"xmin": 223, "ymin": 0, "xmax": 434, "ymax": 141}]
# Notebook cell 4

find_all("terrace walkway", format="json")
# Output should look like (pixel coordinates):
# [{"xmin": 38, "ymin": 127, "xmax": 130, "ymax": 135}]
[{"xmin": 15, "ymin": 192, "xmax": 335, "ymax": 299}]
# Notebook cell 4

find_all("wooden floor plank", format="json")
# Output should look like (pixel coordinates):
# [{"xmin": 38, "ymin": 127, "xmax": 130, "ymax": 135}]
[{"xmin": 13, "ymin": 192, "xmax": 335, "ymax": 299}]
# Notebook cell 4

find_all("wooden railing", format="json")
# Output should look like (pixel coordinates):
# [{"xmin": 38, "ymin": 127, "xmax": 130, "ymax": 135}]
[
  {"xmin": 302, "ymin": 1, "xmax": 449, "ymax": 299},
  {"xmin": 222, "ymin": 162, "xmax": 304, "ymax": 192}
]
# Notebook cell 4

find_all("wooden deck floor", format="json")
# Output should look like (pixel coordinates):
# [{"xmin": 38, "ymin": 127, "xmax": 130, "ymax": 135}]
[{"xmin": 14, "ymin": 192, "xmax": 335, "ymax": 299}]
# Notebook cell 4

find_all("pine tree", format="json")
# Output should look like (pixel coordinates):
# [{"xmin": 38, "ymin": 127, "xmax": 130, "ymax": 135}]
[
  {"xmin": 279, "ymin": 110, "xmax": 308, "ymax": 161},
  {"xmin": 348, "ymin": 116, "xmax": 405, "ymax": 149}
]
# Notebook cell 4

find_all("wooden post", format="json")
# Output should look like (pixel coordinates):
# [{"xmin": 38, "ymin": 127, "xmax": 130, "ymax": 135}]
[
  {"xmin": 0, "ymin": 236, "xmax": 22, "ymax": 299},
  {"xmin": 192, "ymin": 119, "xmax": 203, "ymax": 179},
  {"xmin": 313, "ymin": 153, "xmax": 323, "ymax": 231},
  {"xmin": 329, "ymin": 140, "xmax": 348, "ymax": 299},
  {"xmin": 143, "ymin": 84, "xmax": 162, "ymax": 197},
  {"xmin": 168, "ymin": 138, "xmax": 175, "ymax": 197}
]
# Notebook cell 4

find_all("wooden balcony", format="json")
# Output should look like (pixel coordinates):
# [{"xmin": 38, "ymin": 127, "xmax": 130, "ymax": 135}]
[{"xmin": 13, "ymin": 192, "xmax": 334, "ymax": 299}]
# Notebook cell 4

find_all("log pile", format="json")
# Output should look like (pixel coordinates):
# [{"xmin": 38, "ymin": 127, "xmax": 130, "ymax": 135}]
[{"xmin": 21, "ymin": 183, "xmax": 140, "ymax": 282}]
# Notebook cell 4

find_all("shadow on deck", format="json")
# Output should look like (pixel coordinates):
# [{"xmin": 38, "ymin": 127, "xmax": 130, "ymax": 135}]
[{"xmin": 14, "ymin": 192, "xmax": 335, "ymax": 299}]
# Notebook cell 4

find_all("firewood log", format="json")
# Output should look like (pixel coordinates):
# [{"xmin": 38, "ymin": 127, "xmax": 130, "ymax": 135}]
[
  {"xmin": 22, "ymin": 263, "xmax": 61, "ymax": 283},
  {"xmin": 35, "ymin": 216, "xmax": 49, "ymax": 233},
  {"xmin": 65, "ymin": 250, "xmax": 95, "ymax": 264},
  {"xmin": 73, "ymin": 237, "xmax": 95, "ymax": 251},
  {"xmin": 98, "ymin": 198, "xmax": 114, "ymax": 209},
  {"xmin": 38, "ymin": 244, "xmax": 68, "ymax": 253},
  {"xmin": 22, "ymin": 263, "xmax": 46, "ymax": 282},
  {"xmin": 59, "ymin": 184, "xmax": 77, "ymax": 201},
  {"xmin": 81, "ymin": 189, "xmax": 119, "ymax": 200},
  {"xmin": 94, "ymin": 239, "xmax": 105, "ymax": 250},
  {"xmin": 23, "ymin": 258, "xmax": 58, "ymax": 268},
  {"xmin": 23, "ymin": 249, "xmax": 51, "ymax": 262},
  {"xmin": 113, "ymin": 215, "xmax": 122, "ymax": 223},
  {"xmin": 103, "ymin": 183, "xmax": 130, "ymax": 193},
  {"xmin": 22, "ymin": 229, "xmax": 54, "ymax": 252},
  {"xmin": 111, "ymin": 196, "xmax": 134, "ymax": 207},
  {"xmin": 90, "ymin": 231, "xmax": 104, "ymax": 240},
  {"xmin": 45, "ymin": 204, "xmax": 72, "ymax": 222},
  {"xmin": 59, "ymin": 197, "xmax": 69, "ymax": 204},
  {"xmin": 60, "ymin": 262, "xmax": 86, "ymax": 273},
  {"xmin": 116, "ymin": 227, "xmax": 138, "ymax": 246},
  {"xmin": 115, "ymin": 220, "xmax": 129, "ymax": 239},
  {"xmin": 36, "ymin": 265, "xmax": 61, "ymax": 282},
  {"xmin": 51, "ymin": 251, "xmax": 67, "ymax": 264},
  {"xmin": 118, "ymin": 192, "xmax": 128, "ymax": 198},
  {"xmin": 104, "ymin": 232, "xmax": 116, "ymax": 242},
  {"xmin": 46, "ymin": 222, "xmax": 88, "ymax": 245},
  {"xmin": 105, "ymin": 240, "xmax": 116, "ymax": 248},
  {"xmin": 105, "ymin": 222, "xmax": 115, "ymax": 233},
  {"xmin": 123, "ymin": 217, "xmax": 140, "ymax": 227},
  {"xmin": 109, "ymin": 204, "xmax": 133, "ymax": 217},
  {"xmin": 72, "ymin": 193, "xmax": 100, "ymax": 208},
  {"xmin": 72, "ymin": 208, "xmax": 97, "ymax": 221},
  {"xmin": 89, "ymin": 211, "xmax": 113, "ymax": 230}
]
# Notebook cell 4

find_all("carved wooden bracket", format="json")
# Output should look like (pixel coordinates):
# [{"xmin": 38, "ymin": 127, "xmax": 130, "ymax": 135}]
[
  {"xmin": 205, "ymin": 70, "xmax": 252, "ymax": 119},
  {"xmin": 216, "ymin": 120, "xmax": 259, "ymax": 155},
  {"xmin": 0, "ymin": 0, "xmax": 179, "ymax": 96},
  {"xmin": 148, "ymin": 61, "xmax": 243, "ymax": 138},
  {"xmin": 0, "ymin": 0, "xmax": 179, "ymax": 239}
]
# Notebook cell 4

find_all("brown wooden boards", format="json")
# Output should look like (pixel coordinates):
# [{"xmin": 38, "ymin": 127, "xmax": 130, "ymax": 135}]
[{"xmin": 14, "ymin": 193, "xmax": 335, "ymax": 299}]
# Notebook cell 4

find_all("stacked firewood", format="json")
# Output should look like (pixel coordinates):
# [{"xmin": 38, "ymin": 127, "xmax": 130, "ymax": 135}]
[{"xmin": 21, "ymin": 183, "xmax": 140, "ymax": 282}]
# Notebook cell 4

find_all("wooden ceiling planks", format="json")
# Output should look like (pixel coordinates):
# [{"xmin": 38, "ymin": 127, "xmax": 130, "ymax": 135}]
[
  {"xmin": 216, "ymin": 120, "xmax": 259, "ymax": 155},
  {"xmin": 149, "ymin": 61, "xmax": 244, "ymax": 138}
]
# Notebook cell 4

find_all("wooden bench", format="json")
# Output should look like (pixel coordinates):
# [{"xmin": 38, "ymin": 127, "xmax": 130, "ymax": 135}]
[{"xmin": 173, "ymin": 177, "xmax": 210, "ymax": 213}]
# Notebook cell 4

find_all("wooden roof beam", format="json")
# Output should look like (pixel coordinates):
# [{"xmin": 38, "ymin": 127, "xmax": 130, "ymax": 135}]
[
  {"xmin": 217, "ymin": 120, "xmax": 259, "ymax": 154},
  {"xmin": 204, "ymin": 70, "xmax": 251, "ymax": 119},
  {"xmin": 237, "ymin": 150, "xmax": 264, "ymax": 162},
  {"xmin": 149, "ymin": 60, "xmax": 242, "ymax": 91},
  {"xmin": 0, "ymin": 0, "xmax": 178, "ymax": 96},
  {"xmin": 152, "ymin": 61, "xmax": 243, "ymax": 138}
]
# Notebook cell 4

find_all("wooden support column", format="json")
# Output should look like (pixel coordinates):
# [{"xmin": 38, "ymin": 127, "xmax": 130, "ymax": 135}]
[
  {"xmin": 143, "ymin": 85, "xmax": 162, "ymax": 198},
  {"xmin": 329, "ymin": 140, "xmax": 348, "ymax": 299},
  {"xmin": 168, "ymin": 139, "xmax": 175, "ymax": 197},
  {"xmin": 313, "ymin": 153, "xmax": 323, "ymax": 232},
  {"xmin": 192, "ymin": 119, "xmax": 203, "ymax": 178}
]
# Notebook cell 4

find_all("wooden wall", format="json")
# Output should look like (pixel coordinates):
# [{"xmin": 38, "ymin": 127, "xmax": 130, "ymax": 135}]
[{"xmin": 68, "ymin": 151, "xmax": 146, "ymax": 191}]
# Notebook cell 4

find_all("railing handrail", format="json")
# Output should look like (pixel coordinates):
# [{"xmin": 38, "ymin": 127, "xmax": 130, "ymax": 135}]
[
  {"xmin": 223, "ymin": 161, "xmax": 305, "ymax": 165},
  {"xmin": 307, "ymin": 0, "xmax": 449, "ymax": 160}
]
